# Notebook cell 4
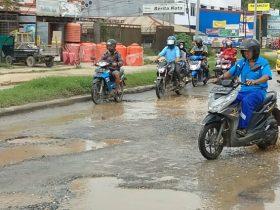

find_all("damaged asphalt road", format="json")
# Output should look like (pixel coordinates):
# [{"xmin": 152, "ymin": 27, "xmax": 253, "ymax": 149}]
[{"xmin": 1, "ymin": 82, "xmax": 280, "ymax": 209}]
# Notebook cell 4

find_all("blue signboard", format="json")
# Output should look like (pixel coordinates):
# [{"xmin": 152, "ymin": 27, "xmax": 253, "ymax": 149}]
[{"xmin": 199, "ymin": 9, "xmax": 254, "ymax": 37}]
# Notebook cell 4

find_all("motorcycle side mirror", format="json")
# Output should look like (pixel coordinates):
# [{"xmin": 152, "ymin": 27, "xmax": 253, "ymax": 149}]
[
  {"xmin": 251, "ymin": 64, "xmax": 262, "ymax": 72},
  {"xmin": 221, "ymin": 79, "xmax": 234, "ymax": 87}
]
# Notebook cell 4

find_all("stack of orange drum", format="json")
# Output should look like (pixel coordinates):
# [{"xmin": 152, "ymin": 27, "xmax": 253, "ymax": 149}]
[{"xmin": 63, "ymin": 23, "xmax": 81, "ymax": 65}]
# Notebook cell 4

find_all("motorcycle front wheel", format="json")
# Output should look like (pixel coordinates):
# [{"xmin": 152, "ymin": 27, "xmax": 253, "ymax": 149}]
[
  {"xmin": 156, "ymin": 79, "xmax": 165, "ymax": 99},
  {"xmin": 91, "ymin": 79, "xmax": 105, "ymax": 104},
  {"xmin": 198, "ymin": 123, "xmax": 224, "ymax": 160},
  {"xmin": 114, "ymin": 83, "xmax": 124, "ymax": 103},
  {"xmin": 192, "ymin": 74, "xmax": 198, "ymax": 87}
]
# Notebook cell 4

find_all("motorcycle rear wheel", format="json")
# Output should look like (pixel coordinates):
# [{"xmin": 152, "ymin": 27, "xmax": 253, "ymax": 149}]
[
  {"xmin": 257, "ymin": 122, "xmax": 279, "ymax": 150},
  {"xmin": 156, "ymin": 79, "xmax": 165, "ymax": 99},
  {"xmin": 198, "ymin": 123, "xmax": 224, "ymax": 160}
]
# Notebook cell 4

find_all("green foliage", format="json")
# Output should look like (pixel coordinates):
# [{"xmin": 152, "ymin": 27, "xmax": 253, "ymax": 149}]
[
  {"xmin": 144, "ymin": 48, "xmax": 158, "ymax": 56},
  {"xmin": 3, "ymin": 0, "xmax": 16, "ymax": 10},
  {"xmin": 176, "ymin": 33, "xmax": 193, "ymax": 51},
  {"xmin": 0, "ymin": 71, "xmax": 156, "ymax": 108}
]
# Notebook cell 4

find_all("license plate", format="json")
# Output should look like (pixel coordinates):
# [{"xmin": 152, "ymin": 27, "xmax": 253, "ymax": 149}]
[{"xmin": 210, "ymin": 87, "xmax": 232, "ymax": 94}]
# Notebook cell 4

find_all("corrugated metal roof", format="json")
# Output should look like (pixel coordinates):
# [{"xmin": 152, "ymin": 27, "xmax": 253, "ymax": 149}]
[{"xmin": 89, "ymin": 16, "xmax": 195, "ymax": 34}]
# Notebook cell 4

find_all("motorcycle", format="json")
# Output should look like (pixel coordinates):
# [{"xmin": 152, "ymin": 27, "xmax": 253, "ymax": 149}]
[
  {"xmin": 155, "ymin": 59, "xmax": 189, "ymax": 99},
  {"xmin": 214, "ymin": 54, "xmax": 236, "ymax": 78},
  {"xmin": 189, "ymin": 55, "xmax": 208, "ymax": 87},
  {"xmin": 276, "ymin": 50, "xmax": 280, "ymax": 74},
  {"xmin": 198, "ymin": 79, "xmax": 280, "ymax": 160},
  {"xmin": 91, "ymin": 60, "xmax": 126, "ymax": 104}
]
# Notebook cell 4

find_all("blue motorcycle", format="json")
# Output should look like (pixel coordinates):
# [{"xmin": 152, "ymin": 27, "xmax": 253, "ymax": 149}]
[
  {"xmin": 91, "ymin": 60, "xmax": 125, "ymax": 104},
  {"xmin": 189, "ymin": 55, "xmax": 208, "ymax": 87}
]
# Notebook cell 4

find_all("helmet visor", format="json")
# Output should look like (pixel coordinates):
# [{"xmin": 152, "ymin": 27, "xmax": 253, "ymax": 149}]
[{"xmin": 167, "ymin": 40, "xmax": 175, "ymax": 45}]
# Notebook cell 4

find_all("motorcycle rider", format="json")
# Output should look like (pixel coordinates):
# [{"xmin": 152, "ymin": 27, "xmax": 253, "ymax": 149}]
[
  {"xmin": 190, "ymin": 37, "xmax": 209, "ymax": 80},
  {"xmin": 218, "ymin": 38, "xmax": 272, "ymax": 137},
  {"xmin": 220, "ymin": 39, "xmax": 237, "ymax": 66},
  {"xmin": 178, "ymin": 41, "xmax": 190, "ymax": 82},
  {"xmin": 155, "ymin": 36, "xmax": 181, "ymax": 85},
  {"xmin": 178, "ymin": 41, "xmax": 190, "ymax": 60},
  {"xmin": 100, "ymin": 39, "xmax": 124, "ymax": 93}
]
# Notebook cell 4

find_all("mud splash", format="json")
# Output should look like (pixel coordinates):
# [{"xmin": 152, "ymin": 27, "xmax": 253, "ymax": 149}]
[
  {"xmin": 0, "ymin": 137, "xmax": 126, "ymax": 166},
  {"xmin": 61, "ymin": 177, "xmax": 201, "ymax": 210}
]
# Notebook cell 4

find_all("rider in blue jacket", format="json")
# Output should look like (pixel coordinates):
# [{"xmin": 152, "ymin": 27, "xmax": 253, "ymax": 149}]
[
  {"xmin": 155, "ymin": 36, "xmax": 181, "ymax": 85},
  {"xmin": 218, "ymin": 38, "xmax": 272, "ymax": 136}
]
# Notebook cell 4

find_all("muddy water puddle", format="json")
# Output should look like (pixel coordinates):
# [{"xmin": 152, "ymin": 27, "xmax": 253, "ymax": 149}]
[
  {"xmin": 89, "ymin": 95, "xmax": 207, "ymax": 122},
  {"xmin": 61, "ymin": 177, "xmax": 202, "ymax": 210},
  {"xmin": 0, "ymin": 137, "xmax": 127, "ymax": 166},
  {"xmin": 155, "ymin": 96, "xmax": 207, "ymax": 122},
  {"xmin": 0, "ymin": 192, "xmax": 51, "ymax": 209}
]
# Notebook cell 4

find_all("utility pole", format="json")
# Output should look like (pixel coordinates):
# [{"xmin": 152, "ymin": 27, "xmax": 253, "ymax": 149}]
[
  {"xmin": 195, "ymin": 0, "xmax": 200, "ymax": 38},
  {"xmin": 94, "ymin": 0, "xmax": 101, "ymax": 43},
  {"xmin": 186, "ymin": 0, "xmax": 191, "ymax": 33},
  {"xmin": 253, "ymin": 0, "xmax": 257, "ymax": 39}
]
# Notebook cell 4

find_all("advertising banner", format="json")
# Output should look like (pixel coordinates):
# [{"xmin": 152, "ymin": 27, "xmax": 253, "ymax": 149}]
[
  {"xmin": 219, "ymin": 29, "xmax": 239, "ymax": 37},
  {"xmin": 143, "ymin": 3, "xmax": 185, "ymax": 14},
  {"xmin": 213, "ymin": 20, "xmax": 226, "ymax": 28},
  {"xmin": 248, "ymin": 3, "xmax": 270, "ymax": 12},
  {"xmin": 36, "ymin": 0, "xmax": 81, "ymax": 17}
]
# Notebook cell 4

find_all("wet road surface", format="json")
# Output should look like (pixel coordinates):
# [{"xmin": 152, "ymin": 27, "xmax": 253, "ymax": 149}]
[{"xmin": 1, "ymin": 81, "xmax": 280, "ymax": 209}]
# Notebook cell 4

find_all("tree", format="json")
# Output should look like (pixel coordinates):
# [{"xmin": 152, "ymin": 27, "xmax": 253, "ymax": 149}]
[
  {"xmin": 176, "ymin": 33, "xmax": 193, "ymax": 51},
  {"xmin": 1, "ymin": 0, "xmax": 16, "ymax": 11}
]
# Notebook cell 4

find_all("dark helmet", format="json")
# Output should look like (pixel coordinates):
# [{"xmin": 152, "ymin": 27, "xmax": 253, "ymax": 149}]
[
  {"xmin": 178, "ymin": 40, "xmax": 185, "ymax": 49},
  {"xmin": 195, "ymin": 37, "xmax": 203, "ymax": 47},
  {"xmin": 167, "ymin": 36, "xmax": 176, "ymax": 46},
  {"xmin": 239, "ymin": 38, "xmax": 260, "ymax": 60},
  {"xmin": 106, "ymin": 39, "xmax": 117, "ymax": 52}
]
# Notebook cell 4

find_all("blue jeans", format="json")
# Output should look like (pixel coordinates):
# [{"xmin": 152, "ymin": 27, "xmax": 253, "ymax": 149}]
[{"xmin": 235, "ymin": 90, "xmax": 265, "ymax": 129}]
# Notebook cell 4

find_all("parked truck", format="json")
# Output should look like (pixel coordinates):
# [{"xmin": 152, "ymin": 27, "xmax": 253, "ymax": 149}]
[{"xmin": 1, "ymin": 32, "xmax": 59, "ymax": 67}]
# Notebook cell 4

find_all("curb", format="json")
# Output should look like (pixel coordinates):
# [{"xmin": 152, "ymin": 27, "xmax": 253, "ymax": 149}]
[
  {"xmin": 0, "ymin": 85, "xmax": 155, "ymax": 117},
  {"xmin": 0, "ymin": 66, "xmax": 79, "ymax": 76}
]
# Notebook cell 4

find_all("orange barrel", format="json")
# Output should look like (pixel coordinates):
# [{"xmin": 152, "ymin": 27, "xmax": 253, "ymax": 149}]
[
  {"xmin": 65, "ymin": 43, "xmax": 80, "ymax": 65},
  {"xmin": 68, "ymin": 53, "xmax": 76, "ymax": 65},
  {"xmin": 126, "ymin": 43, "xmax": 144, "ymax": 66},
  {"xmin": 63, "ymin": 51, "xmax": 69, "ymax": 64},
  {"xmin": 80, "ymin": 42, "xmax": 96, "ymax": 63},
  {"xmin": 65, "ymin": 23, "xmax": 81, "ymax": 43},
  {"xmin": 95, "ymin": 42, "xmax": 107, "ymax": 61},
  {"xmin": 116, "ymin": 43, "xmax": 127, "ymax": 65}
]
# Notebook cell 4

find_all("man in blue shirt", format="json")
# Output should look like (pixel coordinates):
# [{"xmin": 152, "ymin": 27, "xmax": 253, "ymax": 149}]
[
  {"xmin": 218, "ymin": 38, "xmax": 272, "ymax": 136},
  {"xmin": 155, "ymin": 36, "xmax": 181, "ymax": 85},
  {"xmin": 156, "ymin": 36, "xmax": 180, "ymax": 63}
]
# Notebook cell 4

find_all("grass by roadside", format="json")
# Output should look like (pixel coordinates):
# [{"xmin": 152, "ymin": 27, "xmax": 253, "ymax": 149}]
[{"xmin": 0, "ymin": 70, "xmax": 156, "ymax": 108}]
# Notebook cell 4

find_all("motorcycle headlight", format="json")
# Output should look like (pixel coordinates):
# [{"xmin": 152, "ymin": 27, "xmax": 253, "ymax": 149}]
[
  {"xmin": 190, "ymin": 65, "xmax": 197, "ymax": 70},
  {"xmin": 208, "ymin": 91, "xmax": 238, "ymax": 113},
  {"xmin": 158, "ymin": 68, "xmax": 165, "ymax": 73}
]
